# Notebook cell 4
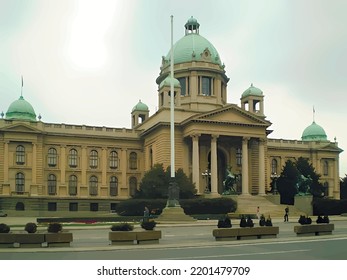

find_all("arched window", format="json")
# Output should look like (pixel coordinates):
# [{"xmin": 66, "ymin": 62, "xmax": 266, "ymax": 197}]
[
  {"xmin": 129, "ymin": 177, "xmax": 137, "ymax": 196},
  {"xmin": 109, "ymin": 151, "xmax": 118, "ymax": 169},
  {"xmin": 89, "ymin": 150, "xmax": 98, "ymax": 169},
  {"xmin": 271, "ymin": 159, "xmax": 278, "ymax": 175},
  {"xmin": 48, "ymin": 147, "xmax": 57, "ymax": 167},
  {"xmin": 89, "ymin": 175, "xmax": 98, "ymax": 196},
  {"xmin": 129, "ymin": 152, "xmax": 137, "ymax": 170},
  {"xmin": 48, "ymin": 174, "xmax": 57, "ymax": 195},
  {"xmin": 15, "ymin": 172, "xmax": 25, "ymax": 193},
  {"xmin": 110, "ymin": 176, "xmax": 118, "ymax": 196},
  {"xmin": 16, "ymin": 145, "xmax": 25, "ymax": 165},
  {"xmin": 68, "ymin": 149, "xmax": 78, "ymax": 167},
  {"xmin": 323, "ymin": 160, "xmax": 329, "ymax": 176},
  {"xmin": 69, "ymin": 175, "xmax": 78, "ymax": 196},
  {"xmin": 15, "ymin": 202, "xmax": 25, "ymax": 211}
]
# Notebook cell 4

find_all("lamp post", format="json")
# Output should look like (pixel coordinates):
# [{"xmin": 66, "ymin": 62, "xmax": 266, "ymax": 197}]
[
  {"xmin": 270, "ymin": 173, "xmax": 279, "ymax": 194},
  {"xmin": 202, "ymin": 169, "xmax": 211, "ymax": 193}
]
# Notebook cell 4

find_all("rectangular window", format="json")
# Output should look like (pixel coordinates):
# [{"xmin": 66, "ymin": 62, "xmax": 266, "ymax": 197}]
[
  {"xmin": 69, "ymin": 202, "xmax": 78, "ymax": 212},
  {"xmin": 90, "ymin": 203, "xmax": 99, "ymax": 212},
  {"xmin": 178, "ymin": 77, "xmax": 186, "ymax": 96},
  {"xmin": 48, "ymin": 202, "xmax": 57, "ymax": 211},
  {"xmin": 202, "ymin": 76, "xmax": 211, "ymax": 96}
]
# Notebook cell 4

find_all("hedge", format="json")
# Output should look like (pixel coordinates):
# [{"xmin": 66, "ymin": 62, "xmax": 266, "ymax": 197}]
[{"xmin": 313, "ymin": 198, "xmax": 347, "ymax": 215}]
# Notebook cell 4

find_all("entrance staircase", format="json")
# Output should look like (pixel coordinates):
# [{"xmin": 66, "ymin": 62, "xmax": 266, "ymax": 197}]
[{"xmin": 234, "ymin": 195, "xmax": 306, "ymax": 218}]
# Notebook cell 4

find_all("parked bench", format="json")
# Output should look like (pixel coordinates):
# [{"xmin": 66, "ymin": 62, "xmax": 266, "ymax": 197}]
[
  {"xmin": 213, "ymin": 226, "xmax": 279, "ymax": 241},
  {"xmin": 294, "ymin": 224, "xmax": 334, "ymax": 236}
]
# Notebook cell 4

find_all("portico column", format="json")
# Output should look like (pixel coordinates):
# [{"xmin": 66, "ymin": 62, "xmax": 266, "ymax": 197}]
[
  {"xmin": 191, "ymin": 134, "xmax": 200, "ymax": 192},
  {"xmin": 81, "ymin": 146, "xmax": 87, "ymax": 186},
  {"xmin": 4, "ymin": 141, "xmax": 9, "ymax": 182},
  {"xmin": 242, "ymin": 137, "xmax": 249, "ymax": 195},
  {"xmin": 258, "ymin": 138, "xmax": 265, "ymax": 195},
  {"xmin": 101, "ymin": 147, "xmax": 107, "ymax": 186},
  {"xmin": 211, "ymin": 134, "xmax": 218, "ymax": 194},
  {"xmin": 121, "ymin": 148, "xmax": 127, "ymax": 192},
  {"xmin": 60, "ymin": 145, "xmax": 66, "ymax": 185},
  {"xmin": 32, "ymin": 143, "xmax": 37, "ymax": 184}
]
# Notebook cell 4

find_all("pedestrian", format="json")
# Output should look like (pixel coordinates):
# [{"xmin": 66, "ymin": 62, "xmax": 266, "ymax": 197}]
[
  {"xmin": 143, "ymin": 206, "xmax": 150, "ymax": 222},
  {"xmin": 256, "ymin": 206, "xmax": 260, "ymax": 219},
  {"xmin": 284, "ymin": 206, "xmax": 289, "ymax": 222}
]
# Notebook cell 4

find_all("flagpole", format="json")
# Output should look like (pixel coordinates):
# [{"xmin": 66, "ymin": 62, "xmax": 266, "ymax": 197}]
[
  {"xmin": 170, "ymin": 15, "xmax": 175, "ymax": 178},
  {"xmin": 21, "ymin": 75, "xmax": 23, "ymax": 97}
]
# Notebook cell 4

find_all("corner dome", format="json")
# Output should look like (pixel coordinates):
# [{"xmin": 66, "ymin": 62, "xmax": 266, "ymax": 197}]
[
  {"xmin": 159, "ymin": 75, "xmax": 181, "ymax": 89},
  {"xmin": 6, "ymin": 96, "xmax": 37, "ymax": 121},
  {"xmin": 242, "ymin": 83, "xmax": 263, "ymax": 98},
  {"xmin": 132, "ymin": 100, "xmax": 149, "ymax": 112},
  {"xmin": 164, "ymin": 17, "xmax": 222, "ymax": 66},
  {"xmin": 301, "ymin": 121, "xmax": 327, "ymax": 141}
]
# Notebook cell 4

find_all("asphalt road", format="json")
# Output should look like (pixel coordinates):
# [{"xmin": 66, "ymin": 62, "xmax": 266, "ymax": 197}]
[{"xmin": 1, "ymin": 218, "xmax": 347, "ymax": 260}]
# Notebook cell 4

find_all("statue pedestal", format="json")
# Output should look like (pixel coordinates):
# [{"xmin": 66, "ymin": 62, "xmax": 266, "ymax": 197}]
[{"xmin": 155, "ymin": 206, "xmax": 196, "ymax": 224}]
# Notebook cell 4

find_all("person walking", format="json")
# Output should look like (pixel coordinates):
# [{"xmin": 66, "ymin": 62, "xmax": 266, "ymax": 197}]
[
  {"xmin": 284, "ymin": 206, "xmax": 289, "ymax": 222},
  {"xmin": 256, "ymin": 206, "xmax": 260, "ymax": 219}
]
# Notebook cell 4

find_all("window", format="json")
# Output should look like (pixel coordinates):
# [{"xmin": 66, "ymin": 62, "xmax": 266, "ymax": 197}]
[
  {"xmin": 110, "ymin": 176, "xmax": 118, "ymax": 196},
  {"xmin": 69, "ymin": 175, "xmax": 78, "ymax": 196},
  {"xmin": 323, "ymin": 160, "xmax": 329, "ymax": 176},
  {"xmin": 178, "ymin": 77, "xmax": 187, "ymax": 96},
  {"xmin": 201, "ymin": 76, "xmax": 212, "ymax": 96},
  {"xmin": 69, "ymin": 202, "xmax": 78, "ymax": 212},
  {"xmin": 129, "ymin": 152, "xmax": 137, "ymax": 170},
  {"xmin": 90, "ymin": 203, "xmax": 99, "ymax": 212},
  {"xmin": 48, "ymin": 174, "xmax": 57, "ymax": 195},
  {"xmin": 15, "ymin": 172, "xmax": 25, "ymax": 193},
  {"xmin": 16, "ymin": 145, "xmax": 25, "ymax": 165},
  {"xmin": 68, "ymin": 149, "xmax": 78, "ymax": 167},
  {"xmin": 89, "ymin": 150, "xmax": 98, "ymax": 169},
  {"xmin": 271, "ymin": 159, "xmax": 278, "ymax": 175},
  {"xmin": 15, "ymin": 202, "xmax": 25, "ymax": 211},
  {"xmin": 48, "ymin": 202, "xmax": 57, "ymax": 211},
  {"xmin": 89, "ymin": 175, "xmax": 98, "ymax": 195},
  {"xmin": 109, "ymin": 151, "xmax": 118, "ymax": 169},
  {"xmin": 48, "ymin": 148, "xmax": 57, "ymax": 167},
  {"xmin": 236, "ymin": 148, "xmax": 242, "ymax": 166},
  {"xmin": 129, "ymin": 177, "xmax": 137, "ymax": 196}
]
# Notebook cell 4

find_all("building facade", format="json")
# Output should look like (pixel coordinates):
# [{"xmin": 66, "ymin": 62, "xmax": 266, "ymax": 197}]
[{"xmin": 0, "ymin": 17, "xmax": 342, "ymax": 214}]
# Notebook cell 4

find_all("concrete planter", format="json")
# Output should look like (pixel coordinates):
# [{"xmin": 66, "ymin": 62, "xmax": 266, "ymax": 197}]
[
  {"xmin": 44, "ymin": 232, "xmax": 73, "ymax": 247},
  {"xmin": 294, "ymin": 224, "xmax": 334, "ymax": 236},
  {"xmin": 109, "ymin": 231, "xmax": 137, "ymax": 245},
  {"xmin": 136, "ymin": 230, "xmax": 162, "ymax": 244},
  {"xmin": 0, "ymin": 233, "xmax": 45, "ymax": 248},
  {"xmin": 213, "ymin": 226, "xmax": 279, "ymax": 241}
]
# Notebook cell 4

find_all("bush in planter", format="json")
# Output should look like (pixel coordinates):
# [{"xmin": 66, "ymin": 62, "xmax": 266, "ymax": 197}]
[
  {"xmin": 298, "ymin": 215, "xmax": 312, "ymax": 225},
  {"xmin": 259, "ymin": 214, "xmax": 266, "ymax": 226},
  {"xmin": 239, "ymin": 215, "xmax": 247, "ymax": 227},
  {"xmin": 47, "ymin": 222, "xmax": 63, "ymax": 233},
  {"xmin": 0, "ymin": 223, "xmax": 10, "ymax": 233},
  {"xmin": 265, "ymin": 216, "xmax": 273, "ymax": 226},
  {"xmin": 24, "ymin": 222, "xmax": 37, "ymax": 233},
  {"xmin": 217, "ymin": 215, "xmax": 232, "ymax": 228},
  {"xmin": 141, "ymin": 220, "xmax": 157, "ymax": 230},
  {"xmin": 110, "ymin": 223, "xmax": 134, "ymax": 231},
  {"xmin": 246, "ymin": 216, "xmax": 254, "ymax": 227}
]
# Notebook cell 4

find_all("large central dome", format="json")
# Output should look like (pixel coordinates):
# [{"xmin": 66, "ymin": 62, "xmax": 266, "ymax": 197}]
[{"xmin": 164, "ymin": 17, "xmax": 222, "ymax": 66}]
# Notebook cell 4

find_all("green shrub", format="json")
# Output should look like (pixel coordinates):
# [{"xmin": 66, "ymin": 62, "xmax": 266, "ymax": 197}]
[
  {"xmin": 47, "ymin": 222, "xmax": 62, "ymax": 233},
  {"xmin": 25, "ymin": 222, "xmax": 37, "ymax": 233},
  {"xmin": 0, "ymin": 223, "xmax": 10, "ymax": 233},
  {"xmin": 217, "ymin": 216, "xmax": 232, "ymax": 228},
  {"xmin": 110, "ymin": 223, "xmax": 134, "ymax": 231},
  {"xmin": 313, "ymin": 198, "xmax": 347, "ymax": 215},
  {"xmin": 141, "ymin": 220, "xmax": 156, "ymax": 230}
]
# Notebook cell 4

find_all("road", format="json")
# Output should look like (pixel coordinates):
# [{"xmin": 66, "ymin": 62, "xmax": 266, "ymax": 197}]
[{"xmin": 1, "ymin": 218, "xmax": 347, "ymax": 260}]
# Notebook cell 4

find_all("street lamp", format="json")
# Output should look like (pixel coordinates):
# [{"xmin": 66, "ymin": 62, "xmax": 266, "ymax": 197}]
[
  {"xmin": 270, "ymin": 172, "xmax": 279, "ymax": 194},
  {"xmin": 202, "ymin": 169, "xmax": 211, "ymax": 193}
]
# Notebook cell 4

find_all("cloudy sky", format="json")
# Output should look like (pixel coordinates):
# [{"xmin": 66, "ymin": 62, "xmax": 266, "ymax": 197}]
[{"xmin": 0, "ymin": 0, "xmax": 346, "ymax": 175}]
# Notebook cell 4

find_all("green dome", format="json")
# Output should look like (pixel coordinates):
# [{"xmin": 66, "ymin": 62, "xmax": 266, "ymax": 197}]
[
  {"xmin": 165, "ymin": 17, "xmax": 222, "ymax": 66},
  {"xmin": 6, "ymin": 96, "xmax": 36, "ymax": 121},
  {"xmin": 132, "ymin": 100, "xmax": 149, "ymax": 112},
  {"xmin": 159, "ymin": 75, "xmax": 181, "ymax": 89},
  {"xmin": 301, "ymin": 121, "xmax": 328, "ymax": 141},
  {"xmin": 242, "ymin": 83, "xmax": 263, "ymax": 98}
]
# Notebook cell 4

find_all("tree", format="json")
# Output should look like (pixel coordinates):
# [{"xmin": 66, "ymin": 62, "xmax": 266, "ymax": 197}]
[
  {"xmin": 341, "ymin": 175, "xmax": 347, "ymax": 199},
  {"xmin": 135, "ymin": 163, "xmax": 196, "ymax": 199},
  {"xmin": 276, "ymin": 160, "xmax": 299, "ymax": 205}
]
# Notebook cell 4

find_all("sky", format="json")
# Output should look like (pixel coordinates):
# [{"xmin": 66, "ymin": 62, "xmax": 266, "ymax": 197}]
[{"xmin": 0, "ymin": 0, "xmax": 346, "ymax": 176}]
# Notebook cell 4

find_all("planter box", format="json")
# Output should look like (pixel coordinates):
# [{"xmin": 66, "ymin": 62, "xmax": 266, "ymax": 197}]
[
  {"xmin": 136, "ymin": 230, "xmax": 162, "ymax": 244},
  {"xmin": 213, "ymin": 226, "xmax": 279, "ymax": 241},
  {"xmin": 44, "ymin": 232, "xmax": 73, "ymax": 247},
  {"xmin": 0, "ymin": 233, "xmax": 45, "ymax": 248},
  {"xmin": 0, "ymin": 233, "xmax": 16, "ymax": 248},
  {"xmin": 294, "ymin": 224, "xmax": 334, "ymax": 236},
  {"xmin": 109, "ymin": 231, "xmax": 137, "ymax": 245}
]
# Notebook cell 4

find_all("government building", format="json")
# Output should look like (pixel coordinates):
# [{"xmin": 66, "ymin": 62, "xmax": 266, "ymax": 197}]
[{"xmin": 0, "ymin": 17, "xmax": 342, "ymax": 215}]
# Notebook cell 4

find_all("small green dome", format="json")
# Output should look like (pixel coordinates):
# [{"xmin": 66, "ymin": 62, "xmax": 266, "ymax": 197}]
[
  {"xmin": 242, "ymin": 83, "xmax": 263, "ymax": 98},
  {"xmin": 132, "ymin": 100, "xmax": 149, "ymax": 112},
  {"xmin": 6, "ymin": 96, "xmax": 36, "ymax": 121},
  {"xmin": 301, "ymin": 121, "xmax": 327, "ymax": 141},
  {"xmin": 165, "ymin": 17, "xmax": 222, "ymax": 66},
  {"xmin": 159, "ymin": 75, "xmax": 181, "ymax": 89}
]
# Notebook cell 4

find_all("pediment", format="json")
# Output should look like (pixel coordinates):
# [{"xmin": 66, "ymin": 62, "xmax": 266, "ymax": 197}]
[
  {"xmin": 183, "ymin": 105, "xmax": 271, "ymax": 127},
  {"xmin": 1, "ymin": 122, "xmax": 42, "ymax": 133}
]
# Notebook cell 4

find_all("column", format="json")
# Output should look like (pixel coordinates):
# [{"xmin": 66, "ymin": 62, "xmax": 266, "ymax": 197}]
[
  {"xmin": 60, "ymin": 145, "xmax": 66, "ymax": 184},
  {"xmin": 4, "ymin": 141, "xmax": 9, "ymax": 182},
  {"xmin": 121, "ymin": 148, "xmax": 127, "ymax": 190},
  {"xmin": 32, "ymin": 143, "xmax": 37, "ymax": 184},
  {"xmin": 258, "ymin": 138, "xmax": 265, "ymax": 195},
  {"xmin": 242, "ymin": 137, "xmax": 249, "ymax": 195},
  {"xmin": 191, "ymin": 134, "xmax": 200, "ymax": 191},
  {"xmin": 81, "ymin": 146, "xmax": 87, "ymax": 186},
  {"xmin": 101, "ymin": 147, "xmax": 107, "ymax": 186},
  {"xmin": 333, "ymin": 159, "xmax": 339, "ymax": 199},
  {"xmin": 210, "ymin": 135, "xmax": 218, "ymax": 194}
]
